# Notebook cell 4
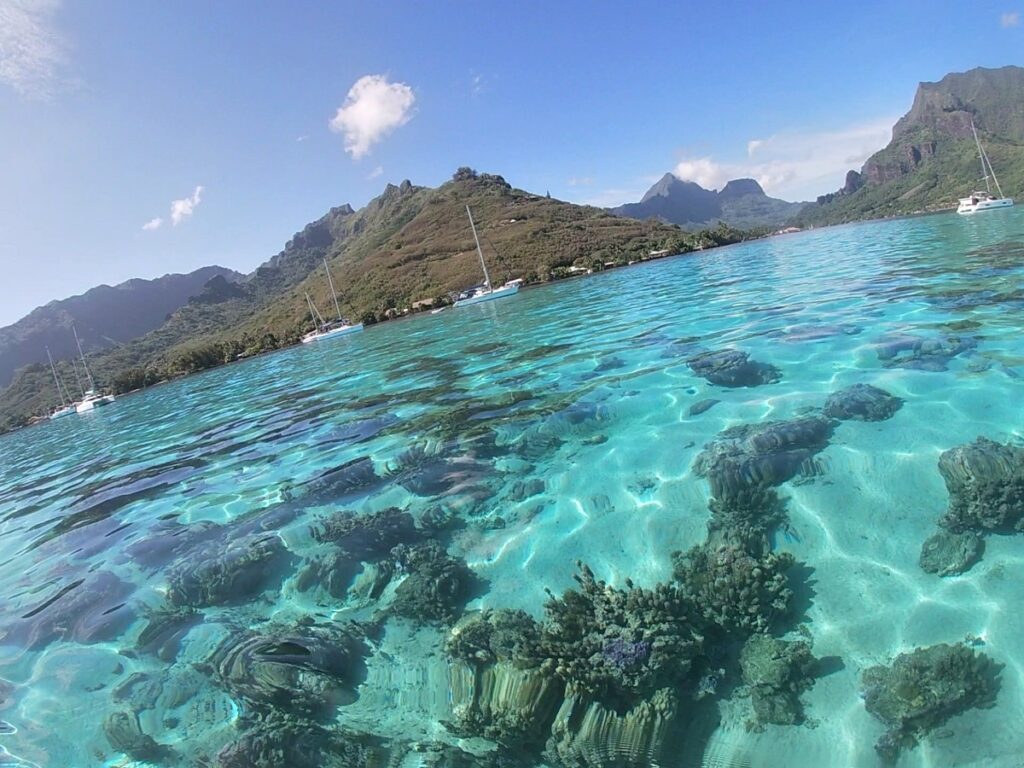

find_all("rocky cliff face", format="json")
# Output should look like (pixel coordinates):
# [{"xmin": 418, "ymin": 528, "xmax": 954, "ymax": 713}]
[{"xmin": 801, "ymin": 65, "xmax": 1024, "ymax": 223}]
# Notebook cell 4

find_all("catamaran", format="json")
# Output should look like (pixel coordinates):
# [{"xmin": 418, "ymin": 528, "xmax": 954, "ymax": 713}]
[
  {"xmin": 46, "ymin": 346, "xmax": 76, "ymax": 419},
  {"xmin": 453, "ymin": 206, "xmax": 522, "ymax": 307},
  {"xmin": 72, "ymin": 327, "xmax": 115, "ymax": 412},
  {"xmin": 957, "ymin": 118, "xmax": 1014, "ymax": 214},
  {"xmin": 301, "ymin": 258, "xmax": 363, "ymax": 343}
]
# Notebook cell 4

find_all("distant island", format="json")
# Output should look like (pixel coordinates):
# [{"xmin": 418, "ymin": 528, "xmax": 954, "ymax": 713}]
[{"xmin": 610, "ymin": 175, "xmax": 806, "ymax": 230}]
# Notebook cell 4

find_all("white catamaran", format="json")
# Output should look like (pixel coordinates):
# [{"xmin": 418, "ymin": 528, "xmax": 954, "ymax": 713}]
[
  {"xmin": 301, "ymin": 258, "xmax": 364, "ymax": 343},
  {"xmin": 453, "ymin": 206, "xmax": 522, "ymax": 307},
  {"xmin": 46, "ymin": 346, "xmax": 76, "ymax": 419},
  {"xmin": 957, "ymin": 118, "xmax": 1014, "ymax": 214},
  {"xmin": 73, "ymin": 327, "xmax": 115, "ymax": 412}
]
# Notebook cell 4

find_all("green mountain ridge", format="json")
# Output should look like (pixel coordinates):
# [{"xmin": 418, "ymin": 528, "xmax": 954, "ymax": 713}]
[
  {"xmin": 797, "ymin": 65, "xmax": 1024, "ymax": 226},
  {"xmin": 0, "ymin": 265, "xmax": 242, "ymax": 388},
  {"xmin": 0, "ymin": 169, "xmax": 746, "ymax": 432}
]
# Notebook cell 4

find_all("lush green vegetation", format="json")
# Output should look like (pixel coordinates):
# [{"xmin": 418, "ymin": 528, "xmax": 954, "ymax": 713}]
[{"xmin": 0, "ymin": 170, "xmax": 752, "ymax": 432}]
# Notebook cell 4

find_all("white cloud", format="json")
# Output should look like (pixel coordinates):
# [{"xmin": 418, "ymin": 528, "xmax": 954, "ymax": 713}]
[
  {"xmin": 170, "ymin": 185, "xmax": 203, "ymax": 226},
  {"xmin": 471, "ymin": 73, "xmax": 484, "ymax": 96},
  {"xmin": 673, "ymin": 117, "xmax": 895, "ymax": 200},
  {"xmin": 141, "ymin": 217, "xmax": 163, "ymax": 231},
  {"xmin": 296, "ymin": 134, "xmax": 309, "ymax": 142},
  {"xmin": 0, "ymin": 0, "xmax": 67, "ymax": 100},
  {"xmin": 567, "ymin": 176, "xmax": 594, "ymax": 186},
  {"xmin": 1001, "ymin": 11, "xmax": 1020, "ymax": 27},
  {"xmin": 329, "ymin": 74, "xmax": 415, "ymax": 159},
  {"xmin": 367, "ymin": 165, "xmax": 383, "ymax": 179}
]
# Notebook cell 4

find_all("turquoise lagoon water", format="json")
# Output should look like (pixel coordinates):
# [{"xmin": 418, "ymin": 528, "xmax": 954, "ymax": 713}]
[{"xmin": 2, "ymin": 210, "xmax": 1024, "ymax": 766}]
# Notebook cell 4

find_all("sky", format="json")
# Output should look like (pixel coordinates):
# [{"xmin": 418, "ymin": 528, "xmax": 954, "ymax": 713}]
[{"xmin": 0, "ymin": 1, "xmax": 1021, "ymax": 325}]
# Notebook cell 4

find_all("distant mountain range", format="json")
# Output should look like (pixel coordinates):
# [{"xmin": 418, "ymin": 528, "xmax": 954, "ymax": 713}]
[
  {"xmin": 611, "ymin": 174, "xmax": 806, "ymax": 230},
  {"xmin": 0, "ymin": 170, "xmax": 747, "ymax": 430},
  {"xmin": 798, "ymin": 65, "xmax": 1024, "ymax": 225},
  {"xmin": 0, "ymin": 266, "xmax": 241, "ymax": 388}
]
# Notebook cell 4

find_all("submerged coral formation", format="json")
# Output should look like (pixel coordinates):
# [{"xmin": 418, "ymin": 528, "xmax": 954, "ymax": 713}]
[
  {"xmin": 823, "ymin": 383, "xmax": 903, "ymax": 422},
  {"xmin": 693, "ymin": 416, "xmax": 835, "ymax": 497},
  {"xmin": 536, "ymin": 563, "xmax": 703, "ymax": 702},
  {"xmin": 740, "ymin": 635, "xmax": 818, "ymax": 725},
  {"xmin": 544, "ymin": 686, "xmax": 682, "ymax": 768},
  {"xmin": 446, "ymin": 609, "xmax": 540, "ymax": 666},
  {"xmin": 216, "ymin": 710, "xmax": 387, "ymax": 768},
  {"xmin": 389, "ymin": 541, "xmax": 480, "ymax": 623},
  {"xmin": 874, "ymin": 332, "xmax": 977, "ymax": 371},
  {"xmin": 204, "ymin": 620, "xmax": 370, "ymax": 716},
  {"xmin": 166, "ymin": 532, "xmax": 292, "ymax": 607},
  {"xmin": 312, "ymin": 506, "xmax": 421, "ymax": 554},
  {"xmin": 103, "ymin": 709, "xmax": 173, "ymax": 763},
  {"xmin": 687, "ymin": 348, "xmax": 782, "ymax": 388},
  {"xmin": 673, "ymin": 543, "xmax": 795, "ymax": 635},
  {"xmin": 446, "ymin": 661, "xmax": 563, "ymax": 747},
  {"xmin": 861, "ymin": 642, "xmax": 1001, "ymax": 761},
  {"xmin": 937, "ymin": 437, "xmax": 1024, "ymax": 533},
  {"xmin": 919, "ymin": 529, "xmax": 984, "ymax": 576}
]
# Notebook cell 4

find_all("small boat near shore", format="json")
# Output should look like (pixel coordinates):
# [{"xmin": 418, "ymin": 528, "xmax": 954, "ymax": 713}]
[
  {"xmin": 72, "ymin": 327, "xmax": 115, "ymax": 413},
  {"xmin": 453, "ymin": 206, "xmax": 521, "ymax": 307},
  {"xmin": 957, "ymin": 118, "xmax": 1014, "ymax": 214},
  {"xmin": 45, "ymin": 346, "xmax": 77, "ymax": 419},
  {"xmin": 301, "ymin": 259, "xmax": 364, "ymax": 343}
]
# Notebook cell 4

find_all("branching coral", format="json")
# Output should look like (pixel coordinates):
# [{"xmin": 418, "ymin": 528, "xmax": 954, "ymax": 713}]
[
  {"xmin": 673, "ymin": 543, "xmax": 794, "ymax": 636},
  {"xmin": 389, "ymin": 541, "xmax": 481, "ymax": 624},
  {"xmin": 535, "ymin": 563, "xmax": 703, "ymax": 702}
]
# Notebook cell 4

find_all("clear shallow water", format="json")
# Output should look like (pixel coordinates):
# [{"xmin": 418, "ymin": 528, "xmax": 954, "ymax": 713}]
[{"xmin": 1, "ymin": 210, "xmax": 1024, "ymax": 766}]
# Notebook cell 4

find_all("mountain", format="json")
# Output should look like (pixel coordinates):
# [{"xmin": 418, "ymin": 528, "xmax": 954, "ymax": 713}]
[
  {"xmin": 611, "ymin": 174, "xmax": 805, "ymax": 229},
  {"xmin": 798, "ymin": 66, "xmax": 1024, "ymax": 225},
  {"xmin": 0, "ymin": 266, "xmax": 242, "ymax": 388},
  {"xmin": 0, "ymin": 169, "xmax": 748, "ymax": 431}
]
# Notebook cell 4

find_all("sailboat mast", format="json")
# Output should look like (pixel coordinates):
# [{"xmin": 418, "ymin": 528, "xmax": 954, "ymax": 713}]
[
  {"xmin": 466, "ymin": 205, "xmax": 491, "ymax": 290},
  {"xmin": 72, "ymin": 326, "xmax": 96, "ymax": 391},
  {"xmin": 70, "ymin": 357, "xmax": 85, "ymax": 398},
  {"xmin": 323, "ymin": 258, "xmax": 343, "ymax": 320},
  {"xmin": 970, "ymin": 118, "xmax": 991, "ymax": 195},
  {"xmin": 306, "ymin": 292, "xmax": 325, "ymax": 327},
  {"xmin": 45, "ymin": 347, "xmax": 67, "ymax": 406},
  {"xmin": 981, "ymin": 142, "xmax": 1006, "ymax": 199}
]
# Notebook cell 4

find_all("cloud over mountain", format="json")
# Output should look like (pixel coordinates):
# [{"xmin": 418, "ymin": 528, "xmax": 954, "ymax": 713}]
[{"xmin": 329, "ymin": 74, "xmax": 415, "ymax": 159}]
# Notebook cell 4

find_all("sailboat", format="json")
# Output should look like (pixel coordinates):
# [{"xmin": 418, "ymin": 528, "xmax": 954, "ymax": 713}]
[
  {"xmin": 453, "ymin": 206, "xmax": 522, "ymax": 307},
  {"xmin": 957, "ymin": 118, "xmax": 1014, "ymax": 214},
  {"xmin": 73, "ymin": 327, "xmax": 115, "ymax": 412},
  {"xmin": 301, "ymin": 259, "xmax": 364, "ymax": 343},
  {"xmin": 46, "ymin": 346, "xmax": 76, "ymax": 419}
]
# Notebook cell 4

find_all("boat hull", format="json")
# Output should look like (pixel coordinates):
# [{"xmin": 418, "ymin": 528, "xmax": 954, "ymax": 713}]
[
  {"xmin": 76, "ymin": 395, "xmax": 114, "ymax": 413},
  {"xmin": 50, "ymin": 406, "xmax": 76, "ymax": 420},
  {"xmin": 453, "ymin": 284, "xmax": 520, "ymax": 307},
  {"xmin": 957, "ymin": 197, "xmax": 1014, "ymax": 214},
  {"xmin": 301, "ymin": 323, "xmax": 364, "ymax": 344}
]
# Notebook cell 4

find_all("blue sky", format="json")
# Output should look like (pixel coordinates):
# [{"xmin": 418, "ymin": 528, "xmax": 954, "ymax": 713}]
[{"xmin": 0, "ymin": 1, "xmax": 1021, "ymax": 325}]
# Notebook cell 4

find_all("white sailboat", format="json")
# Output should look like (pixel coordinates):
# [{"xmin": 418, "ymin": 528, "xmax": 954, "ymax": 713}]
[
  {"xmin": 46, "ymin": 346, "xmax": 76, "ymax": 419},
  {"xmin": 301, "ymin": 258, "xmax": 364, "ymax": 343},
  {"xmin": 73, "ymin": 327, "xmax": 115, "ymax": 412},
  {"xmin": 957, "ymin": 118, "xmax": 1014, "ymax": 214},
  {"xmin": 453, "ymin": 206, "xmax": 522, "ymax": 307}
]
